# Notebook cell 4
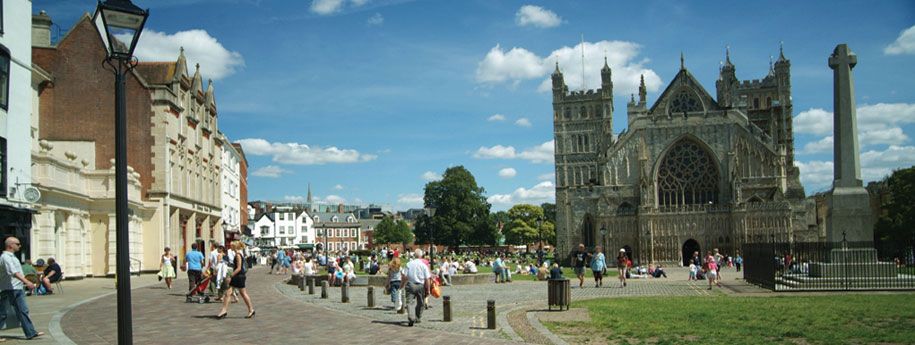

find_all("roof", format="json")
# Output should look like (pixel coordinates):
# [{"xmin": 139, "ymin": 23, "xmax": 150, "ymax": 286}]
[
  {"xmin": 648, "ymin": 66, "xmax": 720, "ymax": 115},
  {"xmin": 312, "ymin": 212, "xmax": 358, "ymax": 223},
  {"xmin": 135, "ymin": 62, "xmax": 177, "ymax": 85},
  {"xmin": 358, "ymin": 219, "xmax": 382, "ymax": 230}
]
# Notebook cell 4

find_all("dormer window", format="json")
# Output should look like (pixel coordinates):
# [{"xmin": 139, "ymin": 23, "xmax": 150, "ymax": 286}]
[{"xmin": 331, "ymin": 216, "xmax": 338, "ymax": 222}]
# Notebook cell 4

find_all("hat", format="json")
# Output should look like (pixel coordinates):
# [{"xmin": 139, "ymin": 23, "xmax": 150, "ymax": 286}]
[{"xmin": 619, "ymin": 248, "xmax": 626, "ymax": 252}]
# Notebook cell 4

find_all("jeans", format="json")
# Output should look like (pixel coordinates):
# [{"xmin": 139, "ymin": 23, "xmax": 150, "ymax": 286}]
[
  {"xmin": 187, "ymin": 269, "xmax": 202, "ymax": 295},
  {"xmin": 405, "ymin": 282, "xmax": 425, "ymax": 322},
  {"xmin": 0, "ymin": 289, "xmax": 38, "ymax": 338},
  {"xmin": 389, "ymin": 280, "xmax": 401, "ymax": 304}
]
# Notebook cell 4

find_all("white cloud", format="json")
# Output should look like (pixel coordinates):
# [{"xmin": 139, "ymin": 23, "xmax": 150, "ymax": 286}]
[
  {"xmin": 334, "ymin": 184, "xmax": 344, "ymax": 190},
  {"xmin": 473, "ymin": 140, "xmax": 554, "ymax": 163},
  {"xmin": 487, "ymin": 181, "xmax": 555, "ymax": 206},
  {"xmin": 310, "ymin": 0, "xmax": 369, "ymax": 15},
  {"xmin": 794, "ymin": 108, "xmax": 833, "ymax": 136},
  {"xmin": 473, "ymin": 145, "xmax": 517, "ymax": 159},
  {"xmin": 397, "ymin": 193, "xmax": 424, "ymax": 206},
  {"xmin": 314, "ymin": 194, "xmax": 346, "ymax": 204},
  {"xmin": 796, "ymin": 145, "xmax": 915, "ymax": 191},
  {"xmin": 515, "ymin": 118, "xmax": 532, "ymax": 127},
  {"xmin": 284, "ymin": 195, "xmax": 306, "ymax": 202},
  {"xmin": 498, "ymin": 168, "xmax": 517, "ymax": 178},
  {"xmin": 251, "ymin": 165, "xmax": 289, "ymax": 178},
  {"xmin": 487, "ymin": 114, "xmax": 506, "ymax": 122},
  {"xmin": 367, "ymin": 13, "xmax": 384, "ymax": 26},
  {"xmin": 421, "ymin": 171, "xmax": 442, "ymax": 182},
  {"xmin": 475, "ymin": 40, "xmax": 662, "ymax": 96},
  {"xmin": 801, "ymin": 136, "xmax": 833, "ymax": 154},
  {"xmin": 237, "ymin": 138, "xmax": 377, "ymax": 165},
  {"xmin": 310, "ymin": 0, "xmax": 344, "ymax": 14},
  {"xmin": 885, "ymin": 25, "xmax": 915, "ymax": 55},
  {"xmin": 130, "ymin": 29, "xmax": 244, "ymax": 80},
  {"xmin": 515, "ymin": 5, "xmax": 561, "ymax": 28},
  {"xmin": 538, "ymin": 172, "xmax": 555, "ymax": 181}
]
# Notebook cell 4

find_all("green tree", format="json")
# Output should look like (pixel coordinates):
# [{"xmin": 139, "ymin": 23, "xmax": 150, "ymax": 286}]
[
  {"xmin": 373, "ymin": 216, "xmax": 414, "ymax": 248},
  {"xmin": 874, "ymin": 166, "xmax": 915, "ymax": 259},
  {"xmin": 415, "ymin": 166, "xmax": 496, "ymax": 248},
  {"xmin": 504, "ymin": 204, "xmax": 544, "ymax": 251},
  {"xmin": 541, "ymin": 202, "xmax": 556, "ymax": 224}
]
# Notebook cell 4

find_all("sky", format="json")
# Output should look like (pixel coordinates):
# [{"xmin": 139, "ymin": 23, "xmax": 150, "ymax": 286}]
[{"xmin": 34, "ymin": 0, "xmax": 915, "ymax": 211}]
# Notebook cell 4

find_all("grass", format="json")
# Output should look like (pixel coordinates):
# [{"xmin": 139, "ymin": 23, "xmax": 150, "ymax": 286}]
[
  {"xmin": 473, "ymin": 265, "xmax": 617, "ymax": 281},
  {"xmin": 544, "ymin": 294, "xmax": 915, "ymax": 345}
]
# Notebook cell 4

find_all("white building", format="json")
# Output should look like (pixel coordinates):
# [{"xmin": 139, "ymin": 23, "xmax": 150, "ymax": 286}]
[
  {"xmin": 1, "ymin": 0, "xmax": 37, "ymax": 258},
  {"xmin": 250, "ymin": 208, "xmax": 315, "ymax": 248},
  {"xmin": 220, "ymin": 139, "xmax": 241, "ymax": 241}
]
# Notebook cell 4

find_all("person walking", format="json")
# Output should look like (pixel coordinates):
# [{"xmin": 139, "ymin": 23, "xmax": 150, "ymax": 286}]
[
  {"xmin": 158, "ymin": 247, "xmax": 176, "ymax": 289},
  {"xmin": 735, "ymin": 252, "xmax": 743, "ymax": 272},
  {"xmin": 572, "ymin": 244, "xmax": 589, "ymax": 288},
  {"xmin": 0, "ymin": 236, "xmax": 44, "ymax": 339},
  {"xmin": 492, "ymin": 255, "xmax": 504, "ymax": 283},
  {"xmin": 386, "ymin": 257, "xmax": 404, "ymax": 312},
  {"xmin": 705, "ymin": 250, "xmax": 720, "ymax": 290},
  {"xmin": 185, "ymin": 243, "xmax": 205, "ymax": 297},
  {"xmin": 616, "ymin": 249, "xmax": 629, "ymax": 288},
  {"xmin": 216, "ymin": 241, "xmax": 255, "ymax": 319},
  {"xmin": 206, "ymin": 241, "xmax": 219, "ymax": 297},
  {"xmin": 402, "ymin": 249, "xmax": 431, "ymax": 327},
  {"xmin": 590, "ymin": 246, "xmax": 606, "ymax": 288}
]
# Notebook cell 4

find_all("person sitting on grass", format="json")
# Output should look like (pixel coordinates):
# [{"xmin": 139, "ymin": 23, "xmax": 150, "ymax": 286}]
[
  {"xmin": 537, "ymin": 263, "xmax": 549, "ymax": 281},
  {"xmin": 651, "ymin": 264, "xmax": 668, "ymax": 278}
]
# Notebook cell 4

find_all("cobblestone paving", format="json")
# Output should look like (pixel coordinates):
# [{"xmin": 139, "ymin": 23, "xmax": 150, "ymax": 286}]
[
  {"xmin": 61, "ymin": 267, "xmax": 515, "ymax": 345},
  {"xmin": 276, "ymin": 268, "xmax": 719, "ymax": 341}
]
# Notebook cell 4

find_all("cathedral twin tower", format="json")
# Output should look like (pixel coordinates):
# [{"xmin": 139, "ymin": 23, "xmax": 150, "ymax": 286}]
[{"xmin": 551, "ymin": 47, "xmax": 810, "ymax": 266}]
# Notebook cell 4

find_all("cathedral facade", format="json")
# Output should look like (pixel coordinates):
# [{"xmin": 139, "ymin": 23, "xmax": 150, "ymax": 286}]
[{"xmin": 553, "ymin": 49, "xmax": 817, "ymax": 266}]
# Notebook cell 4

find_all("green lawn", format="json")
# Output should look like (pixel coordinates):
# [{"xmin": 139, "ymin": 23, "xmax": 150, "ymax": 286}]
[
  {"xmin": 474, "ymin": 265, "xmax": 616, "ymax": 281},
  {"xmin": 544, "ymin": 294, "xmax": 915, "ymax": 345}
]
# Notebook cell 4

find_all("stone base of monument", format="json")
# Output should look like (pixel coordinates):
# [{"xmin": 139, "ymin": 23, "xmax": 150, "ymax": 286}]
[
  {"xmin": 776, "ymin": 274, "xmax": 915, "ymax": 290},
  {"xmin": 809, "ymin": 248, "xmax": 897, "ymax": 278}
]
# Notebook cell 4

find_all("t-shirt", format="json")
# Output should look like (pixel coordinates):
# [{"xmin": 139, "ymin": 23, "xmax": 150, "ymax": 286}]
[
  {"xmin": 574, "ymin": 251, "xmax": 587, "ymax": 268},
  {"xmin": 405, "ymin": 259, "xmax": 431, "ymax": 284},
  {"xmin": 44, "ymin": 263, "xmax": 63, "ymax": 282},
  {"xmin": 185, "ymin": 250, "xmax": 205, "ymax": 271},
  {"xmin": 493, "ymin": 258, "xmax": 503, "ymax": 270},
  {"xmin": 0, "ymin": 251, "xmax": 24, "ymax": 290}
]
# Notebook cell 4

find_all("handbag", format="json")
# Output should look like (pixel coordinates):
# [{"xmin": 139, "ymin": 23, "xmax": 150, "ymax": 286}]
[{"xmin": 430, "ymin": 283, "xmax": 442, "ymax": 298}]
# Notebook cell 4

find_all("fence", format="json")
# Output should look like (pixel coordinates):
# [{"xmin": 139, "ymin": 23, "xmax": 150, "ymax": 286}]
[{"xmin": 742, "ymin": 241, "xmax": 915, "ymax": 291}]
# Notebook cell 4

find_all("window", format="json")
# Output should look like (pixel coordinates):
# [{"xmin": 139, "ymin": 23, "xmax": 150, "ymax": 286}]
[
  {"xmin": 317, "ymin": 229, "xmax": 324, "ymax": 237},
  {"xmin": 0, "ymin": 1, "xmax": 4, "ymax": 34},
  {"xmin": 668, "ymin": 89, "xmax": 701, "ymax": 114},
  {"xmin": 301, "ymin": 226, "xmax": 306, "ymax": 233},
  {"xmin": 279, "ymin": 226, "xmax": 285, "ymax": 235},
  {"xmin": 753, "ymin": 98, "xmax": 760, "ymax": 109},
  {"xmin": 656, "ymin": 140, "xmax": 720, "ymax": 207},
  {"xmin": 260, "ymin": 226, "xmax": 269, "ymax": 236},
  {"xmin": 0, "ymin": 47, "xmax": 9, "ymax": 111},
  {"xmin": 278, "ymin": 213, "xmax": 284, "ymax": 220},
  {"xmin": 0, "ymin": 138, "xmax": 5, "ymax": 197}
]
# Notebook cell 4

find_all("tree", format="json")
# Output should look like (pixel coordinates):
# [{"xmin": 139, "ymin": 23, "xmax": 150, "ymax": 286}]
[
  {"xmin": 373, "ymin": 216, "xmax": 414, "ymax": 249},
  {"xmin": 874, "ymin": 166, "xmax": 915, "ymax": 260},
  {"xmin": 415, "ymin": 166, "xmax": 496, "ymax": 248},
  {"xmin": 541, "ymin": 202, "xmax": 556, "ymax": 224},
  {"xmin": 504, "ymin": 204, "xmax": 544, "ymax": 251}
]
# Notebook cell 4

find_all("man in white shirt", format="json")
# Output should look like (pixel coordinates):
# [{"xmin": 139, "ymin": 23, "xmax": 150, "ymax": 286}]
[
  {"xmin": 0, "ymin": 236, "xmax": 44, "ymax": 339},
  {"xmin": 207, "ymin": 241, "xmax": 219, "ymax": 296},
  {"xmin": 402, "ymin": 249, "xmax": 431, "ymax": 326}
]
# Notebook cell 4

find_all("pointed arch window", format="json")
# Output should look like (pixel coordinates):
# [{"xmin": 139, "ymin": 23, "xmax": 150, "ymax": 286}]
[
  {"xmin": 656, "ymin": 140, "xmax": 720, "ymax": 207},
  {"xmin": 668, "ymin": 89, "xmax": 702, "ymax": 114}
]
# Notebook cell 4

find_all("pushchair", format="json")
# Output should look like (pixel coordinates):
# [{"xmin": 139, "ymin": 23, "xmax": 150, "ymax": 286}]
[{"xmin": 185, "ymin": 275, "xmax": 213, "ymax": 304}]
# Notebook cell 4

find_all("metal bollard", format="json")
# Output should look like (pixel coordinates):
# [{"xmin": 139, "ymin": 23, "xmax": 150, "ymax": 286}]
[
  {"xmin": 443, "ymin": 295, "xmax": 452, "ymax": 322},
  {"xmin": 341, "ymin": 283, "xmax": 350, "ymax": 303},
  {"xmin": 486, "ymin": 300, "xmax": 496, "ymax": 329},
  {"xmin": 308, "ymin": 276, "xmax": 315, "ymax": 295},
  {"xmin": 298, "ymin": 276, "xmax": 305, "ymax": 291},
  {"xmin": 321, "ymin": 281, "xmax": 329, "ymax": 299},
  {"xmin": 367, "ymin": 286, "xmax": 375, "ymax": 308}
]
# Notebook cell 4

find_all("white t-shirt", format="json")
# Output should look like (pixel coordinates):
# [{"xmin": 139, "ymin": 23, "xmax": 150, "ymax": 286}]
[{"xmin": 405, "ymin": 259, "xmax": 431, "ymax": 284}]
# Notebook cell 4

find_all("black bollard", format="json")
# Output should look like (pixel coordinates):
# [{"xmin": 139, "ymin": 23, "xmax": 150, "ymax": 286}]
[
  {"xmin": 321, "ymin": 281, "xmax": 328, "ymax": 299},
  {"xmin": 443, "ymin": 295, "xmax": 452, "ymax": 322},
  {"xmin": 308, "ymin": 276, "xmax": 315, "ymax": 295},
  {"xmin": 367, "ymin": 286, "xmax": 375, "ymax": 308},
  {"xmin": 341, "ymin": 283, "xmax": 350, "ymax": 303},
  {"xmin": 298, "ymin": 276, "xmax": 305, "ymax": 291},
  {"xmin": 487, "ymin": 300, "xmax": 496, "ymax": 329}
]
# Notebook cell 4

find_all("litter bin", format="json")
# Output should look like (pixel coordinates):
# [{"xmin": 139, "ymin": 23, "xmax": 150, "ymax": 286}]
[{"xmin": 547, "ymin": 279, "xmax": 570, "ymax": 311}]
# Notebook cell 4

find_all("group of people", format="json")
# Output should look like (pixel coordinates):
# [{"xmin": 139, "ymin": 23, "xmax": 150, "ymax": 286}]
[
  {"xmin": 158, "ymin": 240, "xmax": 256, "ymax": 320},
  {"xmin": 384, "ymin": 249, "xmax": 438, "ymax": 326},
  {"xmin": 0, "ymin": 236, "xmax": 45, "ymax": 340},
  {"xmin": 687, "ymin": 249, "xmax": 739, "ymax": 290},
  {"xmin": 569, "ymin": 243, "xmax": 670, "ymax": 288}
]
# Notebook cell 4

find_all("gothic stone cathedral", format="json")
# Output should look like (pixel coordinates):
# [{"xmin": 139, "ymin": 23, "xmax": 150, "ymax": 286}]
[{"xmin": 553, "ymin": 50, "xmax": 817, "ymax": 266}]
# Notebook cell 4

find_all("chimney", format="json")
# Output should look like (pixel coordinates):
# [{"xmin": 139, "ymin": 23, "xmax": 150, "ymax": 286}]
[{"xmin": 32, "ymin": 10, "xmax": 53, "ymax": 48}]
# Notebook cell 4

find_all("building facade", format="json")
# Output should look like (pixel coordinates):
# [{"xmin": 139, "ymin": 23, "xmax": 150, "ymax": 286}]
[
  {"xmin": 0, "ymin": 0, "xmax": 37, "ymax": 259},
  {"xmin": 233, "ymin": 143, "xmax": 249, "ymax": 236},
  {"xmin": 553, "ymin": 51, "xmax": 814, "ymax": 266},
  {"xmin": 250, "ymin": 207, "xmax": 315, "ymax": 248},
  {"xmin": 221, "ymin": 138, "xmax": 241, "ymax": 242},
  {"xmin": 313, "ymin": 212, "xmax": 362, "ymax": 252}
]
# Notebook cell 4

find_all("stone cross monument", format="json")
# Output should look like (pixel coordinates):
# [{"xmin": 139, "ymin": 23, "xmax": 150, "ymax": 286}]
[{"xmin": 825, "ymin": 44, "xmax": 872, "ymax": 243}]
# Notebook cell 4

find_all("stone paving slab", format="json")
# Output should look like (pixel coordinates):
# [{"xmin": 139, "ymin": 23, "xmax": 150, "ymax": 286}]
[{"xmin": 60, "ymin": 267, "xmax": 516, "ymax": 344}]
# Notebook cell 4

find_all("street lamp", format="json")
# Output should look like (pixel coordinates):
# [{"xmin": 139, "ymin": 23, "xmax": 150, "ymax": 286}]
[
  {"xmin": 599, "ymin": 225, "xmax": 607, "ymax": 251},
  {"xmin": 424, "ymin": 207, "xmax": 436, "ymax": 265},
  {"xmin": 536, "ymin": 217, "xmax": 544, "ymax": 265},
  {"xmin": 93, "ymin": 1, "xmax": 148, "ymax": 344}
]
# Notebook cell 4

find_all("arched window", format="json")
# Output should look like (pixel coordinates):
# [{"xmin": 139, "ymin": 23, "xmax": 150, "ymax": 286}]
[
  {"xmin": 656, "ymin": 140, "xmax": 720, "ymax": 207},
  {"xmin": 580, "ymin": 106, "xmax": 587, "ymax": 118},
  {"xmin": 582, "ymin": 215, "xmax": 595, "ymax": 248},
  {"xmin": 564, "ymin": 107, "xmax": 571, "ymax": 119},
  {"xmin": 753, "ymin": 98, "xmax": 760, "ymax": 109},
  {"xmin": 668, "ymin": 89, "xmax": 702, "ymax": 114}
]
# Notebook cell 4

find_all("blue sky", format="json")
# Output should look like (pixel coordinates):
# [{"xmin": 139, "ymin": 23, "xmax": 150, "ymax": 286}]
[{"xmin": 35, "ymin": 0, "xmax": 915, "ymax": 210}]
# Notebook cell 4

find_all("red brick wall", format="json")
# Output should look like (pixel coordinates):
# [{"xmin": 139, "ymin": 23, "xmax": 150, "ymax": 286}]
[
  {"xmin": 33, "ymin": 18, "xmax": 156, "ymax": 198},
  {"xmin": 238, "ymin": 148, "xmax": 248, "ymax": 228}
]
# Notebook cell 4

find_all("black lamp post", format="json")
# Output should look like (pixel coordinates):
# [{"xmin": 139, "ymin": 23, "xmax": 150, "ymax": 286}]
[
  {"xmin": 599, "ymin": 225, "xmax": 607, "ymax": 251},
  {"xmin": 536, "ymin": 217, "xmax": 544, "ymax": 265},
  {"xmin": 93, "ymin": 1, "xmax": 148, "ymax": 344},
  {"xmin": 424, "ymin": 207, "xmax": 436, "ymax": 264}
]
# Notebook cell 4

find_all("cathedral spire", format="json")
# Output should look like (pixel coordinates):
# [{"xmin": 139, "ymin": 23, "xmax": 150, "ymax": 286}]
[
  {"xmin": 724, "ymin": 45, "xmax": 734, "ymax": 68},
  {"xmin": 778, "ymin": 41, "xmax": 786, "ymax": 61},
  {"xmin": 306, "ymin": 183, "xmax": 313, "ymax": 204},
  {"xmin": 680, "ymin": 51, "xmax": 685, "ymax": 70},
  {"xmin": 638, "ymin": 74, "xmax": 647, "ymax": 104}
]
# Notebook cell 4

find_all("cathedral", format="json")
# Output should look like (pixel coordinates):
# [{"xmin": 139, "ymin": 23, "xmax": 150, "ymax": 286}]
[{"xmin": 553, "ymin": 48, "xmax": 817, "ymax": 266}]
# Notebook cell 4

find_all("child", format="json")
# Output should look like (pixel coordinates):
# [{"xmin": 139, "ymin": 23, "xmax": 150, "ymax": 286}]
[{"xmin": 688, "ymin": 263, "xmax": 698, "ymax": 281}]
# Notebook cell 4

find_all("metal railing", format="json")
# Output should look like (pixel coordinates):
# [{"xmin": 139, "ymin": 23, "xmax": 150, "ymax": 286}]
[{"xmin": 742, "ymin": 241, "xmax": 915, "ymax": 291}]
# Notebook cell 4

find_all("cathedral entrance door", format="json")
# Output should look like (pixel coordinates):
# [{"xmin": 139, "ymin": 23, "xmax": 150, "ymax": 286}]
[{"xmin": 682, "ymin": 239, "xmax": 700, "ymax": 267}]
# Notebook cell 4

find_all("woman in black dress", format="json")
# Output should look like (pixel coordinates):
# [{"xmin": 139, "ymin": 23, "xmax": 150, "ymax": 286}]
[{"xmin": 216, "ymin": 240, "xmax": 255, "ymax": 319}]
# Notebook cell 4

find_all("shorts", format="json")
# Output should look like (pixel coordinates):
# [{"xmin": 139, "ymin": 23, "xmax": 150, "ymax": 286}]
[
  {"xmin": 707, "ymin": 270, "xmax": 718, "ymax": 279},
  {"xmin": 574, "ymin": 267, "xmax": 585, "ymax": 276}
]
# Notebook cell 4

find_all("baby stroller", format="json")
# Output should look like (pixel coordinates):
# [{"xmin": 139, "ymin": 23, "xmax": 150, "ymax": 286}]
[{"xmin": 185, "ymin": 275, "xmax": 213, "ymax": 304}]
